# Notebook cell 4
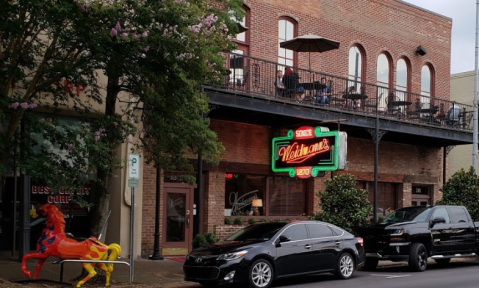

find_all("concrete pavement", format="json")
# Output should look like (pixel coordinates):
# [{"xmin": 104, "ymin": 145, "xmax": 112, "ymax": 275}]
[
  {"xmin": 0, "ymin": 254, "xmax": 193, "ymax": 287},
  {"xmin": 0, "ymin": 253, "xmax": 476, "ymax": 287}
]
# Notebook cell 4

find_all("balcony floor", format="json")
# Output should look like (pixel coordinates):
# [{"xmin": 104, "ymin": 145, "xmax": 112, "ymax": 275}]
[{"xmin": 205, "ymin": 87, "xmax": 473, "ymax": 148}]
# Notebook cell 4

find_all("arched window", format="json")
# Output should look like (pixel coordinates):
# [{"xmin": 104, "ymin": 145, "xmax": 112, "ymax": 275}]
[
  {"xmin": 396, "ymin": 59, "xmax": 408, "ymax": 91},
  {"xmin": 235, "ymin": 8, "xmax": 248, "ymax": 43},
  {"xmin": 421, "ymin": 65, "xmax": 432, "ymax": 108},
  {"xmin": 376, "ymin": 53, "xmax": 390, "ymax": 88},
  {"xmin": 229, "ymin": 6, "xmax": 250, "ymax": 87},
  {"xmin": 348, "ymin": 46, "xmax": 363, "ymax": 91},
  {"xmin": 396, "ymin": 58, "xmax": 409, "ymax": 101},
  {"xmin": 278, "ymin": 18, "xmax": 296, "ymax": 68}
]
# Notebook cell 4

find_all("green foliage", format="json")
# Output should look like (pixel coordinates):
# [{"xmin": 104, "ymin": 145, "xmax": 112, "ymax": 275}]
[
  {"xmin": 1, "ymin": 0, "xmax": 244, "ymax": 235},
  {"xmin": 192, "ymin": 232, "xmax": 219, "ymax": 249},
  {"xmin": 312, "ymin": 174, "xmax": 372, "ymax": 234},
  {"xmin": 233, "ymin": 218, "xmax": 243, "ymax": 225},
  {"xmin": 224, "ymin": 218, "xmax": 233, "ymax": 225},
  {"xmin": 248, "ymin": 218, "xmax": 257, "ymax": 225},
  {"xmin": 204, "ymin": 232, "xmax": 219, "ymax": 244},
  {"xmin": 436, "ymin": 167, "xmax": 479, "ymax": 221}
]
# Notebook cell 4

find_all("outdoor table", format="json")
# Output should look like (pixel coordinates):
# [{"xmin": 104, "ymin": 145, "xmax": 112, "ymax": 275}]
[
  {"xmin": 301, "ymin": 82, "xmax": 326, "ymax": 91},
  {"xmin": 342, "ymin": 93, "xmax": 368, "ymax": 110}
]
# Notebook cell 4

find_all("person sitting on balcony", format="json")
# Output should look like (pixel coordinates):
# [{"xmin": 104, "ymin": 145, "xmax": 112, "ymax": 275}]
[
  {"xmin": 283, "ymin": 67, "xmax": 305, "ymax": 101},
  {"xmin": 315, "ymin": 77, "xmax": 332, "ymax": 106},
  {"xmin": 274, "ymin": 70, "xmax": 285, "ymax": 97},
  {"xmin": 446, "ymin": 103, "xmax": 461, "ymax": 127}
]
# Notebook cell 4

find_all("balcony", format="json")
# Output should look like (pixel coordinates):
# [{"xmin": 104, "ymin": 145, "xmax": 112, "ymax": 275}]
[{"xmin": 204, "ymin": 54, "xmax": 473, "ymax": 147}]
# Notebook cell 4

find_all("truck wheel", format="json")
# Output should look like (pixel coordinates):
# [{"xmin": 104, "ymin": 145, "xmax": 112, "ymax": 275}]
[
  {"xmin": 434, "ymin": 258, "xmax": 451, "ymax": 265},
  {"xmin": 409, "ymin": 243, "xmax": 428, "ymax": 272},
  {"xmin": 363, "ymin": 257, "xmax": 378, "ymax": 271}
]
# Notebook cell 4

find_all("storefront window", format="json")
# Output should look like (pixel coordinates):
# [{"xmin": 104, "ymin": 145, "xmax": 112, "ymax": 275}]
[
  {"xmin": 268, "ymin": 176, "xmax": 305, "ymax": 216},
  {"xmin": 224, "ymin": 174, "xmax": 306, "ymax": 216},
  {"xmin": 225, "ymin": 174, "xmax": 265, "ymax": 216}
]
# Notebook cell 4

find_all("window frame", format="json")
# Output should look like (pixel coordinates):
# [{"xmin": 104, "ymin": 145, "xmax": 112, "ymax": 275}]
[
  {"xmin": 278, "ymin": 17, "xmax": 297, "ymax": 69},
  {"xmin": 348, "ymin": 45, "xmax": 365, "ymax": 91}
]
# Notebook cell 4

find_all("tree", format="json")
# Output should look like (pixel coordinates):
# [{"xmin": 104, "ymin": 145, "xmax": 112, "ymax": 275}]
[
  {"xmin": 436, "ymin": 167, "xmax": 479, "ymax": 221},
  {"xmin": 1, "ymin": 0, "xmax": 244, "ymax": 236},
  {"xmin": 312, "ymin": 174, "xmax": 372, "ymax": 234}
]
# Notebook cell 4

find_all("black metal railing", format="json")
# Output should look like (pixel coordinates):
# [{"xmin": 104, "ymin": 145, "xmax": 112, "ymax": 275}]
[{"xmin": 216, "ymin": 53, "xmax": 473, "ymax": 131}]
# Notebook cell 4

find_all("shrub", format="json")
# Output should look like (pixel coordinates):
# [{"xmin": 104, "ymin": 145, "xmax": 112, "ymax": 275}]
[
  {"xmin": 436, "ymin": 167, "xmax": 479, "ymax": 221},
  {"xmin": 224, "ymin": 218, "xmax": 233, "ymax": 225},
  {"xmin": 248, "ymin": 218, "xmax": 257, "ymax": 224},
  {"xmin": 204, "ymin": 232, "xmax": 219, "ymax": 244},
  {"xmin": 233, "ymin": 218, "xmax": 243, "ymax": 225},
  {"xmin": 192, "ymin": 232, "xmax": 219, "ymax": 249},
  {"xmin": 312, "ymin": 174, "xmax": 372, "ymax": 234}
]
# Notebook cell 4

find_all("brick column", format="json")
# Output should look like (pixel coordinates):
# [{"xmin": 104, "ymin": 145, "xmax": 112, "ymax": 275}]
[{"xmin": 204, "ymin": 171, "xmax": 225, "ymax": 233}]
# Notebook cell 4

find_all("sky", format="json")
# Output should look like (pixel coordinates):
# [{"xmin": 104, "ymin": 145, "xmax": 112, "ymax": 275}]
[{"xmin": 401, "ymin": 0, "xmax": 476, "ymax": 74}]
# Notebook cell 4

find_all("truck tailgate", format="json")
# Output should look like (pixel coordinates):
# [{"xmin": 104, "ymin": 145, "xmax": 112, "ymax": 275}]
[{"xmin": 356, "ymin": 226, "xmax": 387, "ymax": 252}]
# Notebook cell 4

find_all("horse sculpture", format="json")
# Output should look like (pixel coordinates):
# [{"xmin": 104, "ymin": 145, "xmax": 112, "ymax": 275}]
[{"xmin": 21, "ymin": 203, "xmax": 121, "ymax": 287}]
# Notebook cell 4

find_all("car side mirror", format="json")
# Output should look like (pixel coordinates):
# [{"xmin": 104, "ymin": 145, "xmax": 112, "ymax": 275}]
[
  {"xmin": 279, "ymin": 235, "xmax": 291, "ymax": 243},
  {"xmin": 430, "ymin": 217, "xmax": 446, "ymax": 227}
]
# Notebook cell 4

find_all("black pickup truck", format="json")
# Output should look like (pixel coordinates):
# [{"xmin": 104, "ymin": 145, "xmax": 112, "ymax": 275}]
[{"xmin": 356, "ymin": 205, "xmax": 479, "ymax": 271}]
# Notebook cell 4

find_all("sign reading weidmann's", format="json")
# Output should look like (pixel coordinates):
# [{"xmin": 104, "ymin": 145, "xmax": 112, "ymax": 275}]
[{"xmin": 272, "ymin": 126, "xmax": 347, "ymax": 178}]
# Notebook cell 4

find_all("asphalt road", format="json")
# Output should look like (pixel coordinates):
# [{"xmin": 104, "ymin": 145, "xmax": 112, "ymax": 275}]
[
  {"xmin": 272, "ymin": 259, "xmax": 479, "ymax": 288},
  {"xmin": 184, "ymin": 258, "xmax": 479, "ymax": 288}
]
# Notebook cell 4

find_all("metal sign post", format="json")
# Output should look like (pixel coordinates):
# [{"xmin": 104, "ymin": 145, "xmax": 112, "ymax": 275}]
[{"xmin": 128, "ymin": 154, "xmax": 140, "ymax": 284}]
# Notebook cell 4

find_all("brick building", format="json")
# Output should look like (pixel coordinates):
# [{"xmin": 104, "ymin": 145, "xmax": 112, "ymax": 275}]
[{"xmin": 139, "ymin": 0, "xmax": 473, "ymax": 257}]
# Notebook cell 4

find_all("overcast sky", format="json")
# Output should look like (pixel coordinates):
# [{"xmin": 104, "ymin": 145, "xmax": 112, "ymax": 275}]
[{"xmin": 400, "ymin": 0, "xmax": 476, "ymax": 74}]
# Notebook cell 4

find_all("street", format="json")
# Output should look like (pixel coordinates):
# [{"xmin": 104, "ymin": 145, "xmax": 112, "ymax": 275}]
[{"xmin": 185, "ymin": 258, "xmax": 479, "ymax": 288}]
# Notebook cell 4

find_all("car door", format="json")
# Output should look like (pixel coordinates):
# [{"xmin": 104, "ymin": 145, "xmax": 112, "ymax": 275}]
[
  {"xmin": 430, "ymin": 207, "xmax": 454, "ymax": 253},
  {"xmin": 306, "ymin": 223, "xmax": 340, "ymax": 271},
  {"xmin": 274, "ymin": 223, "xmax": 316, "ymax": 276},
  {"xmin": 447, "ymin": 206, "xmax": 476, "ymax": 252}
]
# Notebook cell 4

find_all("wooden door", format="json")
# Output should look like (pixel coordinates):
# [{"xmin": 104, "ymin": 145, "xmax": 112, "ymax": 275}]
[{"xmin": 162, "ymin": 183, "xmax": 194, "ymax": 256}]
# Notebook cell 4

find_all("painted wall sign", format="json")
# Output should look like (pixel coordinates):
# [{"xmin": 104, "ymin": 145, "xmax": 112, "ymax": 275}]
[{"xmin": 272, "ymin": 126, "xmax": 347, "ymax": 178}]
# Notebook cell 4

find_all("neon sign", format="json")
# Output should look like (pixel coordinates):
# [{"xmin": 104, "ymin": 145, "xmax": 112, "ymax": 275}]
[{"xmin": 272, "ymin": 126, "xmax": 347, "ymax": 178}]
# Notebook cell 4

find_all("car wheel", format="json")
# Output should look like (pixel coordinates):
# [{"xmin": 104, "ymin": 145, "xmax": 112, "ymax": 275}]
[
  {"xmin": 248, "ymin": 259, "xmax": 273, "ymax": 288},
  {"xmin": 434, "ymin": 258, "xmax": 451, "ymax": 265},
  {"xmin": 363, "ymin": 257, "xmax": 378, "ymax": 271},
  {"xmin": 409, "ymin": 243, "xmax": 428, "ymax": 272},
  {"xmin": 336, "ymin": 252, "xmax": 355, "ymax": 279}
]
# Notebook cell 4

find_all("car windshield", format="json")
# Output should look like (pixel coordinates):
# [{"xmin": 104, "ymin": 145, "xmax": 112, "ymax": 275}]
[
  {"xmin": 383, "ymin": 206, "xmax": 431, "ymax": 224},
  {"xmin": 225, "ymin": 222, "xmax": 287, "ymax": 241}
]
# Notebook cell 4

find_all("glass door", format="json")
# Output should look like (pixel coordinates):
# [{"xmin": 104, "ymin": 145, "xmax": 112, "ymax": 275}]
[{"xmin": 162, "ymin": 183, "xmax": 193, "ymax": 256}]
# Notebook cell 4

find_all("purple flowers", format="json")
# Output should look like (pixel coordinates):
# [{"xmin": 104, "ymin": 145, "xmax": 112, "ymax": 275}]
[
  {"xmin": 94, "ymin": 128, "xmax": 106, "ymax": 141},
  {"xmin": 111, "ymin": 28, "xmax": 118, "ymax": 36},
  {"xmin": 8, "ymin": 102, "xmax": 37, "ymax": 109}
]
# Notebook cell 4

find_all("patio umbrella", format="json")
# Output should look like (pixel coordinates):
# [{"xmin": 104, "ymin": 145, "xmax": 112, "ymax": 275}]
[{"xmin": 280, "ymin": 34, "xmax": 340, "ymax": 70}]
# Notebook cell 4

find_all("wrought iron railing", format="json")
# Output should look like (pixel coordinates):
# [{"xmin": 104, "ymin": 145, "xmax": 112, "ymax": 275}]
[{"xmin": 214, "ymin": 53, "xmax": 473, "ymax": 131}]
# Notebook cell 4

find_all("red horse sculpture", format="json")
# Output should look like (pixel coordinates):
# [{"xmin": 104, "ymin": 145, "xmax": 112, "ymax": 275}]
[{"xmin": 21, "ymin": 203, "xmax": 121, "ymax": 287}]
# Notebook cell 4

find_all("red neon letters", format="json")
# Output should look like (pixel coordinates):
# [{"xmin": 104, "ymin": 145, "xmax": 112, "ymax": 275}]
[
  {"xmin": 294, "ymin": 127, "xmax": 314, "ymax": 139},
  {"xmin": 278, "ymin": 139, "xmax": 330, "ymax": 164}
]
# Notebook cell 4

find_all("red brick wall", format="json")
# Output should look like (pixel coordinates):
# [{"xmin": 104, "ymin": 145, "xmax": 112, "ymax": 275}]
[
  {"xmin": 244, "ymin": 0, "xmax": 451, "ymax": 99},
  {"xmin": 210, "ymin": 120, "xmax": 271, "ymax": 164},
  {"xmin": 141, "ymin": 163, "xmax": 163, "ymax": 257},
  {"xmin": 214, "ymin": 225, "xmax": 246, "ymax": 240},
  {"xmin": 139, "ymin": 0, "xmax": 449, "ymax": 255}
]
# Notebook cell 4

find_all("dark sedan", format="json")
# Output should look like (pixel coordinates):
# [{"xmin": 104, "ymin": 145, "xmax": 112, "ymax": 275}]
[{"xmin": 183, "ymin": 220, "xmax": 365, "ymax": 288}]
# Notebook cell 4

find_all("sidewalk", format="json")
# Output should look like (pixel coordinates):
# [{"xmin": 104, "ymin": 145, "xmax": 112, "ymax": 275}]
[
  {"xmin": 0, "ymin": 254, "xmax": 475, "ymax": 287},
  {"xmin": 0, "ymin": 254, "xmax": 194, "ymax": 287}
]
